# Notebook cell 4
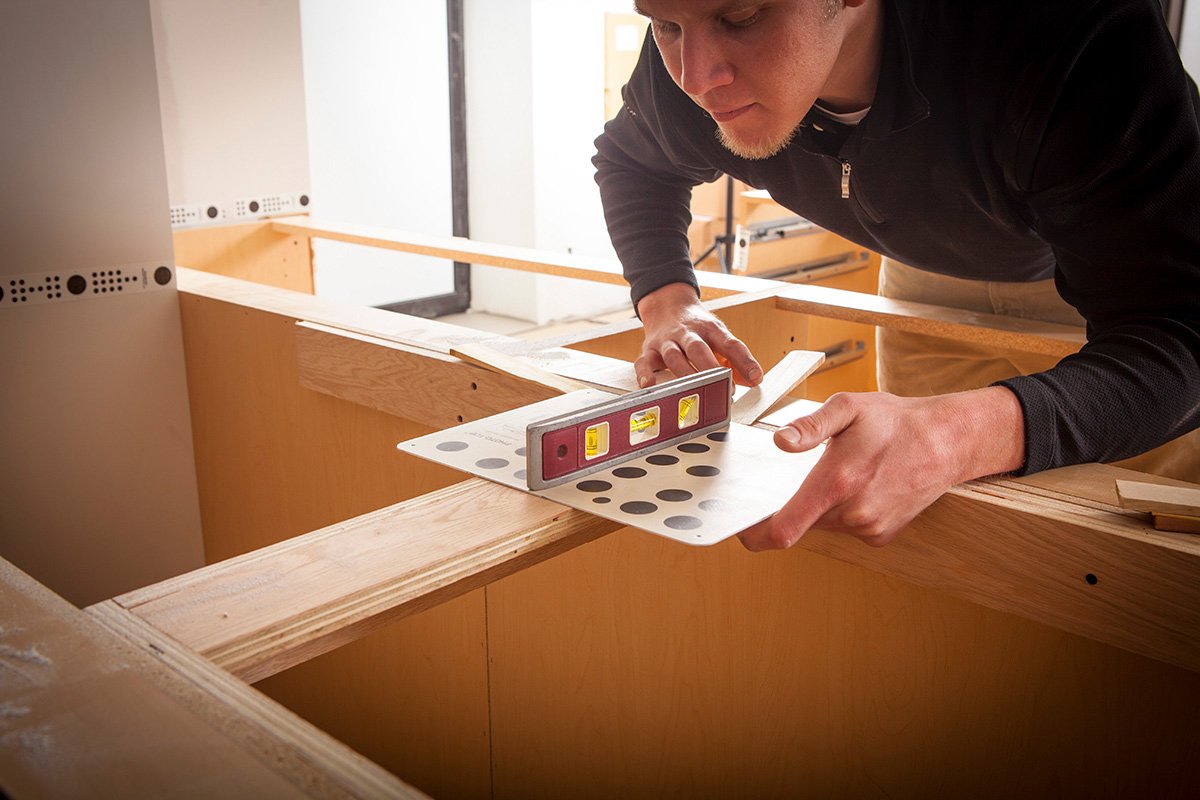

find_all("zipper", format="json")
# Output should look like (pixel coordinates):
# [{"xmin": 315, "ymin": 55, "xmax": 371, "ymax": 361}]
[{"xmin": 840, "ymin": 161, "xmax": 851, "ymax": 199}]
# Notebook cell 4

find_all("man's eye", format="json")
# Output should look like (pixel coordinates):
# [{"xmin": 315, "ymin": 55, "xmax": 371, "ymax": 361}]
[
  {"xmin": 722, "ymin": 10, "xmax": 761, "ymax": 28},
  {"xmin": 652, "ymin": 18, "xmax": 681, "ymax": 37}
]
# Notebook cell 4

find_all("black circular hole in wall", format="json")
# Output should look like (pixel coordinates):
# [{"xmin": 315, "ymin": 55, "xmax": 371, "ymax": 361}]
[
  {"xmin": 154, "ymin": 266, "xmax": 173, "ymax": 286},
  {"xmin": 67, "ymin": 275, "xmax": 87, "ymax": 295},
  {"xmin": 1085, "ymin": 573, "xmax": 1098, "ymax": 585}
]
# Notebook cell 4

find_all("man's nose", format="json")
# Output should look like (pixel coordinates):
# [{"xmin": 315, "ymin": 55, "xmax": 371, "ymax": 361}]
[{"xmin": 677, "ymin": 30, "xmax": 735, "ymax": 97}]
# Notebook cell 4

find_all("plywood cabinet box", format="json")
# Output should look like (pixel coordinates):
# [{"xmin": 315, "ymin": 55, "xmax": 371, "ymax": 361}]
[{"xmin": 6, "ymin": 218, "xmax": 1198, "ymax": 800}]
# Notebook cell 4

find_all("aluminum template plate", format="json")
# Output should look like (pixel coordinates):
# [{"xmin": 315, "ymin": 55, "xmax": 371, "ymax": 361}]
[{"xmin": 398, "ymin": 391, "xmax": 824, "ymax": 546}]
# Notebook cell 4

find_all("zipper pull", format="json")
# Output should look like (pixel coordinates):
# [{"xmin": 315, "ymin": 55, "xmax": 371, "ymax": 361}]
[{"xmin": 840, "ymin": 161, "xmax": 851, "ymax": 199}]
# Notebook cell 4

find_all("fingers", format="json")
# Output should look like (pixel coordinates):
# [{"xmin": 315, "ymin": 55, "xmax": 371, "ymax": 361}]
[
  {"xmin": 714, "ymin": 336, "xmax": 763, "ymax": 386},
  {"xmin": 738, "ymin": 475, "xmax": 837, "ymax": 551},
  {"xmin": 774, "ymin": 394, "xmax": 857, "ymax": 452},
  {"xmin": 637, "ymin": 333, "xmax": 725, "ymax": 386},
  {"xmin": 737, "ymin": 396, "xmax": 867, "ymax": 551},
  {"xmin": 633, "ymin": 349, "xmax": 666, "ymax": 388}
]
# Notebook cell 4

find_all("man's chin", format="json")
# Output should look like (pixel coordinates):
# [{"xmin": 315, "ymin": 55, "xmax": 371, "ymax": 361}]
[{"xmin": 716, "ymin": 125, "xmax": 796, "ymax": 161}]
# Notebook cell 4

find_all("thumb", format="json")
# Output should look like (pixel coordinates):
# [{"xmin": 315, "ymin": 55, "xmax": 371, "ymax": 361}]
[{"xmin": 774, "ymin": 397, "xmax": 855, "ymax": 452}]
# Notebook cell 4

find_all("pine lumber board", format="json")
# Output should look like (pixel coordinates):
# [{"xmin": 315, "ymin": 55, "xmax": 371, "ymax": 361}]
[
  {"xmin": 84, "ymin": 601, "xmax": 427, "ymax": 800},
  {"xmin": 775, "ymin": 283, "xmax": 1086, "ymax": 357},
  {"xmin": 270, "ymin": 215, "xmax": 781, "ymax": 300},
  {"xmin": 295, "ymin": 321, "xmax": 560, "ymax": 428},
  {"xmin": 1, "ymin": 557, "xmax": 422, "ymax": 799},
  {"xmin": 730, "ymin": 349, "xmax": 825, "ymax": 424},
  {"xmin": 178, "ymin": 267, "xmax": 497, "ymax": 354},
  {"xmin": 111, "ymin": 479, "xmax": 620, "ymax": 683}
]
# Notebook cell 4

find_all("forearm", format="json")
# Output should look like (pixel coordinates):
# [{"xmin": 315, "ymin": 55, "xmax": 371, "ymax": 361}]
[
  {"xmin": 593, "ymin": 153, "xmax": 698, "ymax": 306},
  {"xmin": 940, "ymin": 386, "xmax": 1026, "ymax": 481},
  {"xmin": 998, "ymin": 322, "xmax": 1200, "ymax": 473}
]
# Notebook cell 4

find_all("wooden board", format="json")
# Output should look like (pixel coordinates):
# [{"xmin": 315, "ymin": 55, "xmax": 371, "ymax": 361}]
[
  {"xmin": 730, "ymin": 349, "xmax": 825, "ymax": 424},
  {"xmin": 173, "ymin": 220, "xmax": 314, "ymax": 292},
  {"xmin": 295, "ymin": 322, "xmax": 560, "ymax": 429},
  {"xmin": 1, "ymin": 557, "xmax": 423, "ymax": 799},
  {"xmin": 1116, "ymin": 479, "xmax": 1200, "ymax": 517},
  {"xmin": 449, "ymin": 341, "xmax": 592, "ymax": 394},
  {"xmin": 270, "ymin": 215, "xmax": 782, "ymax": 301},
  {"xmin": 776, "ymin": 283, "xmax": 1086, "ymax": 357},
  {"xmin": 486, "ymin": 525, "xmax": 1200, "ymax": 799},
  {"xmin": 176, "ymin": 278, "xmax": 499, "ymax": 799},
  {"xmin": 113, "ymin": 479, "xmax": 618, "ymax": 682}
]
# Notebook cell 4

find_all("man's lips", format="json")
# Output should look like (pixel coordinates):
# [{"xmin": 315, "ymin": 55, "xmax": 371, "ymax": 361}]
[{"xmin": 707, "ymin": 103, "xmax": 754, "ymax": 123}]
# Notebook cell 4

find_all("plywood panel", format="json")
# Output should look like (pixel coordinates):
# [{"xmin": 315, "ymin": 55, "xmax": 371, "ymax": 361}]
[
  {"xmin": 487, "ymin": 529, "xmax": 1200, "ymax": 799},
  {"xmin": 177, "ymin": 289, "xmax": 492, "ymax": 799},
  {"xmin": 174, "ymin": 221, "xmax": 314, "ymax": 292},
  {"xmin": 1, "ymin": 558, "xmax": 423, "ymax": 799}
]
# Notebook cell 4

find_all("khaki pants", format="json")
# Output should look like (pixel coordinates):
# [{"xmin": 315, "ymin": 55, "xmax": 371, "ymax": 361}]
[{"xmin": 876, "ymin": 258, "xmax": 1199, "ymax": 482}]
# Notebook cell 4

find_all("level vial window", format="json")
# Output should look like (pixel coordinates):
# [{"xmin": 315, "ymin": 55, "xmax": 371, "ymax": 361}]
[
  {"xmin": 585, "ymin": 422, "xmax": 610, "ymax": 460},
  {"xmin": 629, "ymin": 407, "xmax": 660, "ymax": 445},
  {"xmin": 678, "ymin": 394, "xmax": 700, "ymax": 429}
]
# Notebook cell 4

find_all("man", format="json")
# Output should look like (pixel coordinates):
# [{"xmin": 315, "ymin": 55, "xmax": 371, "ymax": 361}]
[{"xmin": 592, "ymin": 0, "xmax": 1200, "ymax": 550}]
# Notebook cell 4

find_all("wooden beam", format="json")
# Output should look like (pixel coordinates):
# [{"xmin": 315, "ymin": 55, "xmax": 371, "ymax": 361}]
[
  {"xmin": 1, "ymin": 557, "xmax": 423, "ymax": 799},
  {"xmin": 776, "ymin": 284, "xmax": 1086, "ymax": 357},
  {"xmin": 113, "ymin": 458, "xmax": 1200, "ymax": 682},
  {"xmin": 112, "ymin": 479, "xmax": 620, "ymax": 683},
  {"xmin": 269, "ymin": 215, "xmax": 781, "ymax": 300}
]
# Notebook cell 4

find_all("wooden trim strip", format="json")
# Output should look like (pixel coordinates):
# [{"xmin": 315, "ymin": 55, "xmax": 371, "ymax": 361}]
[
  {"xmin": 730, "ymin": 349, "xmax": 825, "ymax": 425},
  {"xmin": 112, "ymin": 479, "xmax": 620, "ymax": 683},
  {"xmin": 448, "ymin": 342, "xmax": 592, "ymax": 394},
  {"xmin": 269, "ymin": 215, "xmax": 781, "ymax": 300},
  {"xmin": 776, "ymin": 283, "xmax": 1086, "ymax": 357}
]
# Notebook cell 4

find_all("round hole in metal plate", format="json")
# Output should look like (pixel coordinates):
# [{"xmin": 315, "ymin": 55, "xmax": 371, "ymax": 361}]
[{"xmin": 687, "ymin": 465, "xmax": 720, "ymax": 477}]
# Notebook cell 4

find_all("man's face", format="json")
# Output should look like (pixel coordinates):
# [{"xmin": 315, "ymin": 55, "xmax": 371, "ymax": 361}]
[{"xmin": 636, "ymin": 0, "xmax": 849, "ymax": 159}]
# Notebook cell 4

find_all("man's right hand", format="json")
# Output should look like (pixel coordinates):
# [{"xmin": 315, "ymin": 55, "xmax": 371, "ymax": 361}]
[{"xmin": 634, "ymin": 282, "xmax": 763, "ymax": 388}]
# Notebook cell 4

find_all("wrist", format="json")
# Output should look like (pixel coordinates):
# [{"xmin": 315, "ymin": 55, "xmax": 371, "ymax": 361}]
[{"xmin": 636, "ymin": 281, "xmax": 701, "ymax": 320}]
